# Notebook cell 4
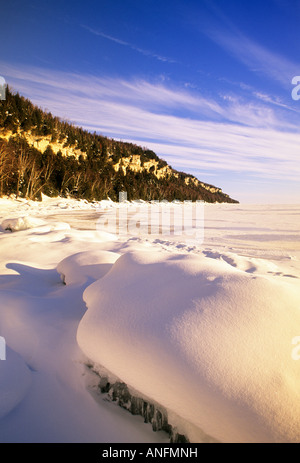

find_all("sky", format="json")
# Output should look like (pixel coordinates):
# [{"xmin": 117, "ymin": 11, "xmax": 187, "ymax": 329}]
[{"xmin": 0, "ymin": 0, "xmax": 300, "ymax": 203}]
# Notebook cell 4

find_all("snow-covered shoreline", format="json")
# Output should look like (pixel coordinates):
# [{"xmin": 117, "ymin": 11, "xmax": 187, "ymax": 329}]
[{"xmin": 0, "ymin": 195, "xmax": 299, "ymax": 443}]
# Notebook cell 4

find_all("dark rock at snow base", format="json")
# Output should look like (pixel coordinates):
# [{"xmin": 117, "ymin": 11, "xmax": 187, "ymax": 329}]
[
  {"xmin": 95, "ymin": 374, "xmax": 189, "ymax": 443},
  {"xmin": 98, "ymin": 376, "xmax": 111, "ymax": 393}
]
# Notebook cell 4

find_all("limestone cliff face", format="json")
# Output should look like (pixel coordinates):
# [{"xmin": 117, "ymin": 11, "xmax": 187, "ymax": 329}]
[
  {"xmin": 1, "ymin": 130, "xmax": 86, "ymax": 160},
  {"xmin": 184, "ymin": 176, "xmax": 223, "ymax": 194},
  {"xmin": 3, "ymin": 129, "xmax": 194, "ymax": 184},
  {"xmin": 113, "ymin": 155, "xmax": 224, "ymax": 194},
  {"xmin": 112, "ymin": 153, "xmax": 227, "ymax": 194},
  {"xmin": 5, "ymin": 129, "xmax": 178, "ymax": 182},
  {"xmin": 30, "ymin": 136, "xmax": 85, "ymax": 160},
  {"xmin": 2, "ymin": 129, "xmax": 183, "ymax": 183},
  {"xmin": 113, "ymin": 154, "xmax": 175, "ymax": 180}
]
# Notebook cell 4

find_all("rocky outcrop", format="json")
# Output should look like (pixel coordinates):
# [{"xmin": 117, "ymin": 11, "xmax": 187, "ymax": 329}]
[
  {"xmin": 0, "ymin": 129, "xmax": 86, "ymax": 160},
  {"xmin": 2, "ymin": 129, "xmax": 178, "ymax": 182},
  {"xmin": 184, "ymin": 176, "xmax": 224, "ymax": 194},
  {"xmin": 113, "ymin": 154, "xmax": 227, "ymax": 194},
  {"xmin": 112, "ymin": 154, "xmax": 175, "ymax": 180}
]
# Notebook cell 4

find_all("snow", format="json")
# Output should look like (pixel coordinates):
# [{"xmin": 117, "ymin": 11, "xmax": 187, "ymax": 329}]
[
  {"xmin": 57, "ymin": 250, "xmax": 120, "ymax": 286},
  {"xmin": 0, "ymin": 346, "xmax": 31, "ymax": 420},
  {"xmin": 1, "ymin": 216, "xmax": 48, "ymax": 232},
  {"xmin": 0, "ymin": 195, "xmax": 300, "ymax": 443},
  {"xmin": 77, "ymin": 251, "xmax": 300, "ymax": 443}
]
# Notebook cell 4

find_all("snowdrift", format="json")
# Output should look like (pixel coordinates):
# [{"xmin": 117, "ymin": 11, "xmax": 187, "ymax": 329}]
[
  {"xmin": 77, "ymin": 250, "xmax": 300, "ymax": 443},
  {"xmin": 0, "ymin": 346, "xmax": 31, "ymax": 419},
  {"xmin": 56, "ymin": 250, "xmax": 120, "ymax": 286},
  {"xmin": 1, "ymin": 216, "xmax": 48, "ymax": 232}
]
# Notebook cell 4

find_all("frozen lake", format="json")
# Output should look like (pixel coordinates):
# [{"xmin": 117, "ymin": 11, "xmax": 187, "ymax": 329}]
[{"xmin": 0, "ymin": 196, "xmax": 299, "ymax": 443}]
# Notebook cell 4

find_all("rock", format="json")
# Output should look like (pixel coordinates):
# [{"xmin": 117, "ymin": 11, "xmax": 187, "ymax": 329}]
[
  {"xmin": 98, "ymin": 376, "xmax": 110, "ymax": 393},
  {"xmin": 90, "ymin": 364, "xmax": 189, "ymax": 443}
]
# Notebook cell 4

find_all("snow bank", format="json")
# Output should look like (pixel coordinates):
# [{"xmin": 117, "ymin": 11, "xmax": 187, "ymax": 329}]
[
  {"xmin": 57, "ymin": 250, "xmax": 120, "ymax": 286},
  {"xmin": 1, "ymin": 216, "xmax": 48, "ymax": 232},
  {"xmin": 0, "ymin": 346, "xmax": 31, "ymax": 419},
  {"xmin": 77, "ymin": 250, "xmax": 300, "ymax": 443}
]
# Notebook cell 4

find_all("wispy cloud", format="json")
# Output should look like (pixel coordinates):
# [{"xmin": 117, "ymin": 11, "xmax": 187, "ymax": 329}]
[
  {"xmin": 206, "ymin": 28, "xmax": 298, "ymax": 89},
  {"xmin": 2, "ymin": 61, "xmax": 300, "ymax": 188},
  {"xmin": 253, "ymin": 91, "xmax": 299, "ymax": 112},
  {"xmin": 199, "ymin": 1, "xmax": 299, "ymax": 89},
  {"xmin": 81, "ymin": 25, "xmax": 177, "ymax": 64}
]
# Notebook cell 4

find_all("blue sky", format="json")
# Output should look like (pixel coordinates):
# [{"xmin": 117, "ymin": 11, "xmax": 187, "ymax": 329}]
[{"xmin": 1, "ymin": 0, "xmax": 300, "ymax": 203}]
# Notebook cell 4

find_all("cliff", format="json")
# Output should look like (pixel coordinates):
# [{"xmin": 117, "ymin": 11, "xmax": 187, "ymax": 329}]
[{"xmin": 0, "ymin": 88, "xmax": 238, "ymax": 203}]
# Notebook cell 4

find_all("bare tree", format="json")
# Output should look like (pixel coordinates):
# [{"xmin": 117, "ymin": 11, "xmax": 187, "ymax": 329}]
[
  {"xmin": 25, "ymin": 156, "xmax": 55, "ymax": 199},
  {"xmin": 15, "ymin": 144, "xmax": 32, "ymax": 198},
  {"xmin": 0, "ymin": 142, "xmax": 14, "ymax": 195}
]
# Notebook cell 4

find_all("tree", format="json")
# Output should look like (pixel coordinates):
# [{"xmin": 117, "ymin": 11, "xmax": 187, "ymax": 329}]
[
  {"xmin": 14, "ymin": 139, "xmax": 32, "ymax": 198},
  {"xmin": 0, "ymin": 139, "xmax": 14, "ymax": 195},
  {"xmin": 25, "ymin": 147, "xmax": 55, "ymax": 199}
]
